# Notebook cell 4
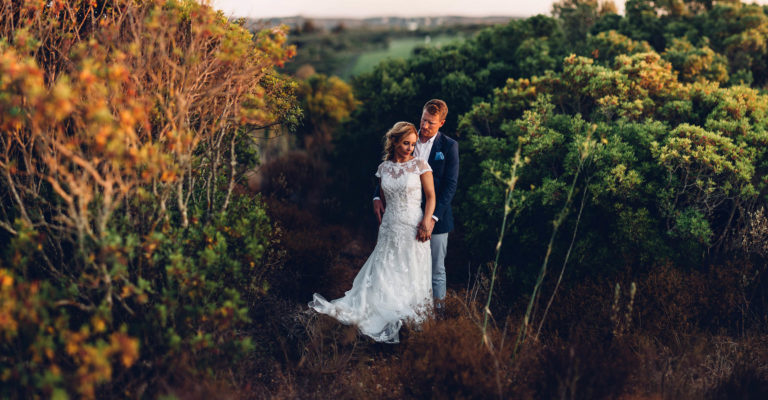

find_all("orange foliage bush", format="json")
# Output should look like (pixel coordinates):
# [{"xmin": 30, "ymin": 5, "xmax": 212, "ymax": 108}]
[
  {"xmin": 0, "ymin": 0, "xmax": 295, "ymax": 236},
  {"xmin": 0, "ymin": 0, "xmax": 297, "ymax": 397}
]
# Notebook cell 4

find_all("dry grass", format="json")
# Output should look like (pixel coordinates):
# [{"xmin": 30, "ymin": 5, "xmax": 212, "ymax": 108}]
[{"xmin": 224, "ymin": 194, "xmax": 768, "ymax": 399}]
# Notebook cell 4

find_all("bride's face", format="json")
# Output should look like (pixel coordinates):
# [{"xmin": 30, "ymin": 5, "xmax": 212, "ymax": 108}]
[{"xmin": 394, "ymin": 132, "xmax": 417, "ymax": 160}]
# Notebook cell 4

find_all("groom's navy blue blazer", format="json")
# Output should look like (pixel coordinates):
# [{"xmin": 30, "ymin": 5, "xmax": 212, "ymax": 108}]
[{"xmin": 375, "ymin": 131, "xmax": 459, "ymax": 235}]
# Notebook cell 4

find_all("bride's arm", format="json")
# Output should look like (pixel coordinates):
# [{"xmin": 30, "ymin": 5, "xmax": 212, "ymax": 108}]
[{"xmin": 420, "ymin": 171, "xmax": 436, "ymax": 224}]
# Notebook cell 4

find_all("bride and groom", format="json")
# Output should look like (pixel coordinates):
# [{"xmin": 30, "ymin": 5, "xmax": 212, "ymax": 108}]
[{"xmin": 309, "ymin": 99, "xmax": 459, "ymax": 343}]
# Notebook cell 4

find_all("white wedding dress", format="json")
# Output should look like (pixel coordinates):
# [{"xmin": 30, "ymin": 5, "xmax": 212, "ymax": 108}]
[{"xmin": 309, "ymin": 158, "xmax": 433, "ymax": 343}]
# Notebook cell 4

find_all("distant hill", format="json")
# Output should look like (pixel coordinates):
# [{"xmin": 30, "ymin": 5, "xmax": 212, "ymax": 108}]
[{"xmin": 245, "ymin": 15, "xmax": 518, "ymax": 32}]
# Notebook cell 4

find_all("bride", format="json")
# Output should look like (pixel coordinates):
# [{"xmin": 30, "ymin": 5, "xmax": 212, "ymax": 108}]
[{"xmin": 309, "ymin": 121, "xmax": 435, "ymax": 343}]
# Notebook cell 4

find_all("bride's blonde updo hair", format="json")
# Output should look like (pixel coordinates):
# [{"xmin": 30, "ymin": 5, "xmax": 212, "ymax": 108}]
[{"xmin": 382, "ymin": 121, "xmax": 417, "ymax": 161}]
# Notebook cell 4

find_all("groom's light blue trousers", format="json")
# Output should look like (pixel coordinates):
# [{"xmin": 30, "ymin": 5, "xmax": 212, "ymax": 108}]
[{"xmin": 431, "ymin": 233, "xmax": 448, "ymax": 300}]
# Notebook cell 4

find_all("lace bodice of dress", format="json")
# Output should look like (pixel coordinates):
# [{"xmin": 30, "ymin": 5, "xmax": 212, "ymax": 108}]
[{"xmin": 375, "ymin": 158, "xmax": 432, "ymax": 221}]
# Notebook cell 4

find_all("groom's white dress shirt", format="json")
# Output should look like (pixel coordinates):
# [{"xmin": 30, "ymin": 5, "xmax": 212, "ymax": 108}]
[{"xmin": 413, "ymin": 133, "xmax": 436, "ymax": 161}]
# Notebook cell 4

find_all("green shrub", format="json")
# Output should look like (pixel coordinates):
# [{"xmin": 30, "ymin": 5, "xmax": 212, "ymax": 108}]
[
  {"xmin": 0, "ymin": 0, "xmax": 296, "ymax": 397},
  {"xmin": 457, "ymin": 50, "xmax": 768, "ymax": 293}
]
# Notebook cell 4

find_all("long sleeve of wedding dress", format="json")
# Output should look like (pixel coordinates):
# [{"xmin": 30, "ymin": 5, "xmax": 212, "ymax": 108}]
[{"xmin": 309, "ymin": 158, "xmax": 433, "ymax": 343}]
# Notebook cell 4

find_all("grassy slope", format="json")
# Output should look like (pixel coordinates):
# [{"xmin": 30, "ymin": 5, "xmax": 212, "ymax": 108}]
[{"xmin": 350, "ymin": 34, "xmax": 466, "ymax": 77}]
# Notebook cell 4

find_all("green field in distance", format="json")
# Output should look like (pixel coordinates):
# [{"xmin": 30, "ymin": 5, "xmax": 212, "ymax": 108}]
[{"xmin": 350, "ymin": 34, "xmax": 465, "ymax": 77}]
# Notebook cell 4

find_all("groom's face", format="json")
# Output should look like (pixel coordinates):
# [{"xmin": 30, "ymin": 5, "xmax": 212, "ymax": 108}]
[{"xmin": 419, "ymin": 110, "xmax": 445, "ymax": 140}]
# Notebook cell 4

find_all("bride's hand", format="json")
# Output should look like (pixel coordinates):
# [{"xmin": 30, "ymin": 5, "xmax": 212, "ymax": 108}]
[
  {"xmin": 417, "ymin": 219, "xmax": 434, "ymax": 241},
  {"xmin": 416, "ymin": 221, "xmax": 426, "ymax": 241}
]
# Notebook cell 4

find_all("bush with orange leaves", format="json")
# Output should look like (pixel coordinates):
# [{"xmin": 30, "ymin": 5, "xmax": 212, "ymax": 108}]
[{"xmin": 0, "ymin": 0, "xmax": 297, "ymax": 397}]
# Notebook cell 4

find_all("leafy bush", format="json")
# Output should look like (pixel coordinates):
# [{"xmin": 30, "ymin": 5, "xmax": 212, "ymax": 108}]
[
  {"xmin": 458, "ymin": 50, "xmax": 768, "ymax": 295},
  {"xmin": 0, "ymin": 0, "xmax": 296, "ymax": 397}
]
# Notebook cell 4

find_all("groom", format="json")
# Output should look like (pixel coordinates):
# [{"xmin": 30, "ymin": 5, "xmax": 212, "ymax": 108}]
[{"xmin": 374, "ymin": 99, "xmax": 459, "ymax": 304}]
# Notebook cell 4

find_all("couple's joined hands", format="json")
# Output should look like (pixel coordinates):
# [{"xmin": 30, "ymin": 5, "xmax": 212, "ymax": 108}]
[
  {"xmin": 416, "ymin": 218, "xmax": 434, "ymax": 242},
  {"xmin": 374, "ymin": 199, "xmax": 434, "ymax": 242}
]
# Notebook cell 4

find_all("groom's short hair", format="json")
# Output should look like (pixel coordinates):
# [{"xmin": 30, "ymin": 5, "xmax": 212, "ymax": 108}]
[{"xmin": 423, "ymin": 99, "xmax": 448, "ymax": 122}]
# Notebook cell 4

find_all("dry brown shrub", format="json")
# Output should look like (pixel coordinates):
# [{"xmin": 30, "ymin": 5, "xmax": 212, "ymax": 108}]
[
  {"xmin": 540, "ymin": 276, "xmax": 615, "ymax": 342},
  {"xmin": 294, "ymin": 311, "xmax": 363, "ymax": 376},
  {"xmin": 704, "ymin": 260, "xmax": 762, "ymax": 332},
  {"xmin": 264, "ymin": 197, "xmax": 352, "ymax": 298},
  {"xmin": 396, "ymin": 293, "xmax": 515, "ymax": 399},
  {"xmin": 264, "ymin": 306, "xmax": 406, "ymax": 399},
  {"xmin": 708, "ymin": 336, "xmax": 768, "ymax": 399},
  {"xmin": 539, "ymin": 340, "xmax": 636, "ymax": 399},
  {"xmin": 631, "ymin": 261, "xmax": 764, "ymax": 338},
  {"xmin": 260, "ymin": 151, "xmax": 327, "ymax": 206},
  {"xmin": 634, "ymin": 263, "xmax": 709, "ymax": 338},
  {"xmin": 626, "ymin": 334, "xmax": 768, "ymax": 399},
  {"xmin": 156, "ymin": 369, "xmax": 241, "ymax": 400},
  {"xmin": 503, "ymin": 275, "xmax": 638, "ymax": 398}
]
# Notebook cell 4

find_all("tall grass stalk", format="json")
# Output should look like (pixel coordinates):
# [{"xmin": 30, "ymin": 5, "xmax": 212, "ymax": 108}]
[
  {"xmin": 535, "ymin": 181, "xmax": 589, "ymax": 340},
  {"xmin": 514, "ymin": 130, "xmax": 595, "ymax": 353},
  {"xmin": 482, "ymin": 143, "xmax": 522, "ymax": 348}
]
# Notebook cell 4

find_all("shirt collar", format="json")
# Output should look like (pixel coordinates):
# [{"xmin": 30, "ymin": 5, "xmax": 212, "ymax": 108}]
[{"xmin": 420, "ymin": 132, "xmax": 438, "ymax": 145}]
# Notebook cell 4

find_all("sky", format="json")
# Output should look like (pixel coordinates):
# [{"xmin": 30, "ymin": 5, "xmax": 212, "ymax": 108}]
[
  {"xmin": 210, "ymin": 0, "xmax": 612, "ymax": 19},
  {"xmin": 210, "ymin": 0, "xmax": 768, "ymax": 21}
]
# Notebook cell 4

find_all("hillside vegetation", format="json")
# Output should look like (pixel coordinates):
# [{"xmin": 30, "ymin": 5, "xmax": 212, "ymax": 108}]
[{"xmin": 2, "ymin": 0, "xmax": 768, "ymax": 398}]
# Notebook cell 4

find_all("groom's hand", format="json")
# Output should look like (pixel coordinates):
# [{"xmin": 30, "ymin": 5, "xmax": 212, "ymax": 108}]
[{"xmin": 373, "ymin": 199, "xmax": 385, "ymax": 224}]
